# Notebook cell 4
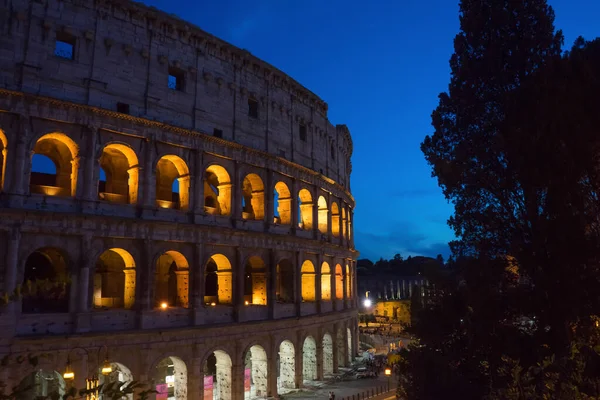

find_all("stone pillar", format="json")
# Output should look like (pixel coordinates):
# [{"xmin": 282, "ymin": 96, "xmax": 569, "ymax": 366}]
[
  {"xmin": 193, "ymin": 150, "xmax": 205, "ymax": 215},
  {"xmin": 75, "ymin": 235, "xmax": 93, "ymax": 332},
  {"xmin": 70, "ymin": 155, "xmax": 80, "ymax": 198},
  {"xmin": 312, "ymin": 187, "xmax": 319, "ymax": 239},
  {"xmin": 83, "ymin": 126, "xmax": 99, "ymax": 201},
  {"xmin": 268, "ymin": 341, "xmax": 278, "ymax": 397},
  {"xmin": 326, "ymin": 192, "xmax": 332, "ymax": 240},
  {"xmin": 136, "ymin": 240, "xmax": 152, "ymax": 328},
  {"xmin": 295, "ymin": 251, "xmax": 302, "ymax": 318},
  {"xmin": 295, "ymin": 330, "xmax": 303, "ymax": 388},
  {"xmin": 232, "ymin": 162, "xmax": 241, "ymax": 220},
  {"xmin": 338, "ymin": 202, "xmax": 344, "ymax": 246},
  {"xmin": 342, "ymin": 260, "xmax": 348, "ymax": 309},
  {"xmin": 231, "ymin": 358, "xmax": 244, "ymax": 400},
  {"xmin": 178, "ymin": 174, "xmax": 191, "ymax": 210},
  {"xmin": 192, "ymin": 244, "xmax": 205, "ymax": 324},
  {"xmin": 265, "ymin": 170, "xmax": 274, "ymax": 228},
  {"xmin": 187, "ymin": 358, "xmax": 202, "ymax": 400},
  {"xmin": 1, "ymin": 226, "xmax": 21, "ymax": 319},
  {"xmin": 174, "ymin": 270, "xmax": 189, "ymax": 308},
  {"xmin": 267, "ymin": 250, "xmax": 276, "ymax": 319},
  {"xmin": 141, "ymin": 138, "xmax": 154, "ymax": 208},
  {"xmin": 331, "ymin": 261, "xmax": 338, "ymax": 310},
  {"xmin": 332, "ymin": 322, "xmax": 339, "ymax": 373},
  {"xmin": 291, "ymin": 179, "xmax": 299, "ymax": 234},
  {"xmin": 10, "ymin": 120, "xmax": 29, "ymax": 196},
  {"xmin": 316, "ymin": 328, "xmax": 324, "ymax": 380},
  {"xmin": 234, "ymin": 248, "xmax": 244, "ymax": 322},
  {"xmin": 315, "ymin": 253, "xmax": 322, "ymax": 314}
]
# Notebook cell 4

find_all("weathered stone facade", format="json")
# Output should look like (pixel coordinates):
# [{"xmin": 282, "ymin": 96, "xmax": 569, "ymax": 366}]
[{"xmin": 0, "ymin": 0, "xmax": 358, "ymax": 398}]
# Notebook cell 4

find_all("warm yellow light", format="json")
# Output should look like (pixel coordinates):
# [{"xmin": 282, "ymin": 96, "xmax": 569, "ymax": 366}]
[
  {"xmin": 101, "ymin": 360, "xmax": 112, "ymax": 375},
  {"xmin": 160, "ymin": 302, "xmax": 168, "ymax": 309},
  {"xmin": 63, "ymin": 362, "xmax": 74, "ymax": 380},
  {"xmin": 210, "ymin": 302, "xmax": 216, "ymax": 306},
  {"xmin": 385, "ymin": 368, "xmax": 392, "ymax": 376},
  {"xmin": 245, "ymin": 301, "xmax": 249, "ymax": 305}
]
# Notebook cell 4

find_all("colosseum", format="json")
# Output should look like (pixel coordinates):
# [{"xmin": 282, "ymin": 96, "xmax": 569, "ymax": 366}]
[{"xmin": 0, "ymin": 0, "xmax": 358, "ymax": 398}]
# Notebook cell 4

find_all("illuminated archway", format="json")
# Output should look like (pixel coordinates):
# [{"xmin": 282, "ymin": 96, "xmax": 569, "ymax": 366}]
[
  {"xmin": 30, "ymin": 133, "xmax": 79, "ymax": 197},
  {"xmin": 204, "ymin": 165, "xmax": 231, "ymax": 216},
  {"xmin": 99, "ymin": 143, "xmax": 139, "ymax": 204},
  {"xmin": 156, "ymin": 155, "xmax": 190, "ymax": 210},
  {"xmin": 278, "ymin": 340, "xmax": 295, "ymax": 392},
  {"xmin": 242, "ymin": 173, "xmax": 265, "ymax": 220},
  {"xmin": 276, "ymin": 259, "xmax": 294, "ymax": 303},
  {"xmin": 244, "ymin": 256, "xmax": 267, "ymax": 305},
  {"xmin": 22, "ymin": 247, "xmax": 70, "ymax": 313},
  {"xmin": 16, "ymin": 370, "xmax": 66, "ymax": 398},
  {"xmin": 244, "ymin": 345, "xmax": 268, "ymax": 399},
  {"xmin": 274, "ymin": 182, "xmax": 291, "ymax": 225},
  {"xmin": 204, "ymin": 350, "xmax": 232, "ymax": 400},
  {"xmin": 300, "ymin": 261, "xmax": 316, "ymax": 302},
  {"xmin": 153, "ymin": 356, "xmax": 187, "ymax": 400},
  {"xmin": 342, "ymin": 208, "xmax": 347, "ymax": 238},
  {"xmin": 298, "ymin": 189, "xmax": 313, "ymax": 230},
  {"xmin": 320, "ymin": 262, "xmax": 331, "ymax": 301},
  {"xmin": 98, "ymin": 362, "xmax": 134, "ymax": 400},
  {"xmin": 335, "ymin": 264, "xmax": 344, "ymax": 300},
  {"xmin": 302, "ymin": 336, "xmax": 317, "ymax": 381},
  {"xmin": 204, "ymin": 254, "xmax": 232, "ymax": 305},
  {"xmin": 94, "ymin": 248, "xmax": 136, "ymax": 309},
  {"xmin": 323, "ymin": 333, "xmax": 333, "ymax": 376},
  {"xmin": 331, "ymin": 202, "xmax": 340, "ymax": 237},
  {"xmin": 154, "ymin": 251, "xmax": 189, "ymax": 308},
  {"xmin": 317, "ymin": 196, "xmax": 328, "ymax": 234},
  {"xmin": 0, "ymin": 130, "xmax": 7, "ymax": 191}
]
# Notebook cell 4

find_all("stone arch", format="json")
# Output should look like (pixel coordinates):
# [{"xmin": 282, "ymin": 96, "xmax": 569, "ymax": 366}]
[
  {"xmin": 16, "ymin": 369, "xmax": 66, "ymax": 398},
  {"xmin": 335, "ymin": 264, "xmax": 344, "ymax": 300},
  {"xmin": 154, "ymin": 250, "xmax": 189, "ymax": 308},
  {"xmin": 322, "ymin": 333, "xmax": 334, "ymax": 376},
  {"xmin": 317, "ymin": 195, "xmax": 328, "ymax": 234},
  {"xmin": 298, "ymin": 188, "xmax": 313, "ymax": 230},
  {"xmin": 153, "ymin": 356, "xmax": 187, "ymax": 400},
  {"xmin": 98, "ymin": 362, "xmax": 134, "ymax": 399},
  {"xmin": 204, "ymin": 349, "xmax": 232, "ymax": 400},
  {"xmin": 347, "ymin": 328, "xmax": 352, "ymax": 363},
  {"xmin": 244, "ymin": 256, "xmax": 267, "ymax": 305},
  {"xmin": 30, "ymin": 132, "xmax": 79, "ymax": 197},
  {"xmin": 204, "ymin": 164, "xmax": 231, "ymax": 216},
  {"xmin": 342, "ymin": 207, "xmax": 347, "ymax": 238},
  {"xmin": 241, "ymin": 173, "xmax": 265, "ymax": 220},
  {"xmin": 99, "ymin": 143, "xmax": 139, "ymax": 204},
  {"xmin": 300, "ymin": 261, "xmax": 316, "ymax": 302},
  {"xmin": 204, "ymin": 254, "xmax": 232, "ymax": 305},
  {"xmin": 273, "ymin": 181, "xmax": 291, "ymax": 225},
  {"xmin": 155, "ymin": 154, "xmax": 191, "ymax": 210},
  {"xmin": 243, "ymin": 344, "xmax": 268, "ymax": 398},
  {"xmin": 302, "ymin": 336, "xmax": 317, "ymax": 381},
  {"xmin": 22, "ymin": 247, "xmax": 70, "ymax": 313},
  {"xmin": 277, "ymin": 340, "xmax": 295, "ymax": 393},
  {"xmin": 276, "ymin": 258, "xmax": 294, "ymax": 303},
  {"xmin": 331, "ymin": 202, "xmax": 340, "ymax": 237},
  {"xmin": 0, "ymin": 129, "xmax": 7, "ymax": 191},
  {"xmin": 320, "ymin": 262, "xmax": 331, "ymax": 301},
  {"xmin": 94, "ymin": 248, "xmax": 136, "ymax": 309}
]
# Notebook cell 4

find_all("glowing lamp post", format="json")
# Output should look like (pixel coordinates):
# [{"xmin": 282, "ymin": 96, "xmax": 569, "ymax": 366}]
[
  {"xmin": 363, "ymin": 298, "xmax": 372, "ymax": 308},
  {"xmin": 385, "ymin": 367, "xmax": 392, "ymax": 391},
  {"xmin": 160, "ymin": 302, "xmax": 168, "ymax": 310}
]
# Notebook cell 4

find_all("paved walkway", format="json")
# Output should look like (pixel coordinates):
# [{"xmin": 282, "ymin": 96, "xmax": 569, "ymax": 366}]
[{"xmin": 281, "ymin": 375, "xmax": 395, "ymax": 400}]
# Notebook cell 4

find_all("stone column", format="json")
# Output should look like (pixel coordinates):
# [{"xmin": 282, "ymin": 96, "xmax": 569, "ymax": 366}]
[
  {"xmin": 342, "ymin": 260, "xmax": 348, "ymax": 309},
  {"xmin": 267, "ymin": 250, "xmax": 276, "ymax": 319},
  {"xmin": 192, "ymin": 243, "xmax": 205, "ymax": 324},
  {"xmin": 75, "ymin": 235, "xmax": 93, "ymax": 332},
  {"xmin": 326, "ymin": 192, "xmax": 332, "ymax": 241},
  {"xmin": 174, "ymin": 270, "xmax": 189, "ymax": 308},
  {"xmin": 338, "ymin": 202, "xmax": 344, "ymax": 246},
  {"xmin": 291, "ymin": 179, "xmax": 299, "ymax": 234},
  {"xmin": 265, "ymin": 170, "xmax": 274, "ymax": 228},
  {"xmin": 232, "ymin": 162, "xmax": 241, "ymax": 221},
  {"xmin": 315, "ymin": 253, "xmax": 322, "ymax": 314},
  {"xmin": 268, "ymin": 341, "xmax": 278, "ymax": 397},
  {"xmin": 331, "ymin": 260, "xmax": 338, "ymax": 311},
  {"xmin": 82, "ymin": 126, "xmax": 99, "ymax": 202},
  {"xmin": 2, "ymin": 226, "xmax": 21, "ymax": 319},
  {"xmin": 234, "ymin": 247, "xmax": 244, "ymax": 322},
  {"xmin": 136, "ymin": 239, "xmax": 153, "ymax": 328},
  {"xmin": 231, "ymin": 358, "xmax": 244, "ymax": 400},
  {"xmin": 142, "ymin": 137, "xmax": 154, "ymax": 208},
  {"xmin": 332, "ymin": 322, "xmax": 339, "ymax": 373},
  {"xmin": 316, "ymin": 328, "xmax": 324, "ymax": 380},
  {"xmin": 193, "ymin": 149, "xmax": 205, "ymax": 215},
  {"xmin": 10, "ymin": 120, "xmax": 29, "ymax": 196},
  {"xmin": 187, "ymin": 358, "xmax": 202, "ymax": 400},
  {"xmin": 295, "ymin": 250, "xmax": 302, "ymax": 317},
  {"xmin": 177, "ymin": 174, "xmax": 191, "ymax": 211},
  {"xmin": 0, "ymin": 148, "xmax": 7, "ymax": 191},
  {"xmin": 312, "ymin": 187, "xmax": 319, "ymax": 239}
]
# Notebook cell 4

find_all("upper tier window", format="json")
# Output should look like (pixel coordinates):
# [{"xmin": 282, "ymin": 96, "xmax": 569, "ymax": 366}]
[
  {"xmin": 54, "ymin": 33, "xmax": 75, "ymax": 60},
  {"xmin": 168, "ymin": 67, "xmax": 184, "ymax": 91},
  {"xmin": 248, "ymin": 98, "xmax": 259, "ymax": 118},
  {"xmin": 299, "ymin": 124, "xmax": 307, "ymax": 142}
]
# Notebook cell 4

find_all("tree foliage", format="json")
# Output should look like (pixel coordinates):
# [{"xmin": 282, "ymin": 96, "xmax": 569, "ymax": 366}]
[{"xmin": 402, "ymin": 0, "xmax": 600, "ymax": 398}]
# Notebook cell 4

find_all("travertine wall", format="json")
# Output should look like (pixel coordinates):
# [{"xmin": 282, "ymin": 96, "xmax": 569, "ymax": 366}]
[{"xmin": 0, "ymin": 0, "xmax": 358, "ymax": 398}]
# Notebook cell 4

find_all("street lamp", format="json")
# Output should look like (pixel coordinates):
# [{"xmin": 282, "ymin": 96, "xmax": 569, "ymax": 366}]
[
  {"xmin": 363, "ymin": 298, "xmax": 372, "ymax": 308},
  {"xmin": 63, "ymin": 345, "xmax": 112, "ymax": 382},
  {"xmin": 385, "ymin": 367, "xmax": 392, "ymax": 391}
]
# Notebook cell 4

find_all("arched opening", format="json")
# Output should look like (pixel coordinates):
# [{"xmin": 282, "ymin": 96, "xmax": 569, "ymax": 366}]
[
  {"xmin": 204, "ymin": 165, "xmax": 231, "ymax": 216},
  {"xmin": 346, "ymin": 265, "xmax": 352, "ymax": 298},
  {"xmin": 337, "ymin": 329, "xmax": 346, "ymax": 367},
  {"xmin": 323, "ymin": 333, "xmax": 334, "ymax": 376},
  {"xmin": 22, "ymin": 247, "xmax": 70, "ymax": 313},
  {"xmin": 154, "ymin": 251, "xmax": 189, "ymax": 308},
  {"xmin": 0, "ymin": 130, "xmax": 7, "ymax": 191},
  {"xmin": 276, "ymin": 259, "xmax": 294, "ymax": 303},
  {"xmin": 335, "ymin": 264, "xmax": 344, "ymax": 300},
  {"xmin": 156, "ymin": 155, "xmax": 190, "ymax": 210},
  {"xmin": 300, "ymin": 261, "xmax": 316, "ymax": 302},
  {"xmin": 204, "ymin": 350, "xmax": 232, "ymax": 400},
  {"xmin": 244, "ymin": 256, "xmax": 267, "ymax": 305},
  {"xmin": 204, "ymin": 254, "xmax": 232, "ymax": 305},
  {"xmin": 94, "ymin": 248, "xmax": 136, "ymax": 309},
  {"xmin": 342, "ymin": 208, "xmax": 347, "ymax": 239},
  {"xmin": 244, "ymin": 345, "xmax": 268, "ymax": 399},
  {"xmin": 347, "ymin": 328, "xmax": 353, "ymax": 363},
  {"xmin": 297, "ymin": 189, "xmax": 313, "ymax": 230},
  {"xmin": 302, "ymin": 336, "xmax": 317, "ymax": 382},
  {"xmin": 331, "ymin": 202, "xmax": 340, "ymax": 237},
  {"xmin": 273, "ymin": 182, "xmax": 291, "ymax": 225},
  {"xmin": 98, "ymin": 362, "xmax": 134, "ymax": 400},
  {"xmin": 16, "ymin": 370, "xmax": 66, "ymax": 398},
  {"xmin": 320, "ymin": 262, "xmax": 331, "ymax": 301},
  {"xmin": 278, "ymin": 340, "xmax": 295, "ymax": 393},
  {"xmin": 317, "ymin": 196, "xmax": 328, "ymax": 234},
  {"xmin": 241, "ymin": 173, "xmax": 265, "ymax": 220},
  {"xmin": 99, "ymin": 143, "xmax": 139, "ymax": 204},
  {"xmin": 30, "ymin": 133, "xmax": 79, "ymax": 197},
  {"xmin": 153, "ymin": 356, "xmax": 187, "ymax": 400}
]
